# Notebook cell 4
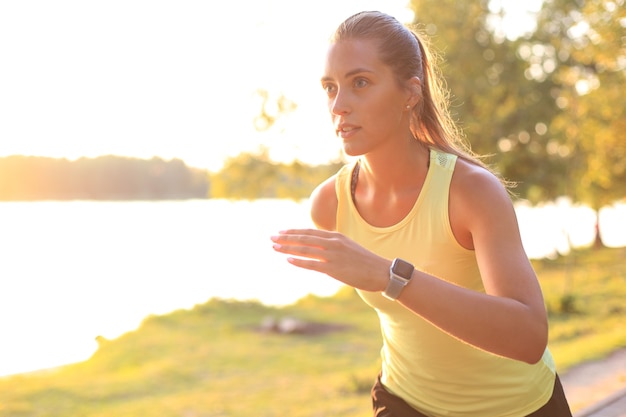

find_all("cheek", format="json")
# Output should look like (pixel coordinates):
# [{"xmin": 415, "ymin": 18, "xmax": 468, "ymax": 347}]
[{"xmin": 370, "ymin": 100, "xmax": 404, "ymax": 130}]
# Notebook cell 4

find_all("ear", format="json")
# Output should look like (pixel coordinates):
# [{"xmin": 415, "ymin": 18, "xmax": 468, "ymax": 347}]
[{"xmin": 405, "ymin": 76, "xmax": 421, "ymax": 108}]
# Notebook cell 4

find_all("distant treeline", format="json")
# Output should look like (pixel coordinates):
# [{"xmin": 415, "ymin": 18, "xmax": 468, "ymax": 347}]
[
  {"xmin": 0, "ymin": 153, "xmax": 345, "ymax": 201},
  {"xmin": 0, "ymin": 155, "xmax": 209, "ymax": 201},
  {"xmin": 209, "ymin": 150, "xmax": 344, "ymax": 200}
]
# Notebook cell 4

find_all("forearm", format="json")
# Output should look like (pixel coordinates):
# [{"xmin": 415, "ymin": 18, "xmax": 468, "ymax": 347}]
[
  {"xmin": 391, "ymin": 269, "xmax": 548, "ymax": 364},
  {"xmin": 270, "ymin": 228, "xmax": 548, "ymax": 363}
]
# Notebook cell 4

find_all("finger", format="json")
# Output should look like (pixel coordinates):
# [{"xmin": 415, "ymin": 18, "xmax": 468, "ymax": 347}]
[
  {"xmin": 277, "ymin": 228, "xmax": 335, "ymax": 238},
  {"xmin": 272, "ymin": 242, "xmax": 327, "ymax": 261},
  {"xmin": 271, "ymin": 233, "xmax": 328, "ymax": 249},
  {"xmin": 286, "ymin": 257, "xmax": 329, "ymax": 274}
]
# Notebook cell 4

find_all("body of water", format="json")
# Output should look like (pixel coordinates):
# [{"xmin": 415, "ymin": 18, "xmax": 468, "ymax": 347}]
[{"xmin": 0, "ymin": 198, "xmax": 624, "ymax": 377}]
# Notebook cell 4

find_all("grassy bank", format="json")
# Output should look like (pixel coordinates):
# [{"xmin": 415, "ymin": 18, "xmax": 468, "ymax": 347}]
[
  {"xmin": 535, "ymin": 246, "xmax": 626, "ymax": 369},
  {"xmin": 0, "ymin": 246, "xmax": 624, "ymax": 417}
]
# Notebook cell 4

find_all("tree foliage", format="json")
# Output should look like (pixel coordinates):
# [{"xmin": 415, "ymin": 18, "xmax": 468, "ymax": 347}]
[
  {"xmin": 209, "ymin": 149, "xmax": 343, "ymax": 200},
  {"xmin": 529, "ymin": 0, "xmax": 626, "ymax": 209},
  {"xmin": 253, "ymin": 89, "xmax": 298, "ymax": 132},
  {"xmin": 209, "ymin": 87, "xmax": 343, "ymax": 200},
  {"xmin": 410, "ymin": 0, "xmax": 565, "ymax": 201},
  {"xmin": 408, "ymin": 0, "xmax": 625, "ymax": 207}
]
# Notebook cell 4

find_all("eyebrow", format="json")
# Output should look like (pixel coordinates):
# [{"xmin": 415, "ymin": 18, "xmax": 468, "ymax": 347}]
[{"xmin": 321, "ymin": 68, "xmax": 375, "ymax": 83}]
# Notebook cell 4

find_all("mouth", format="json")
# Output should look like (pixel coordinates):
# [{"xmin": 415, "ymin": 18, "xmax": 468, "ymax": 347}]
[{"xmin": 336, "ymin": 124, "xmax": 360, "ymax": 138}]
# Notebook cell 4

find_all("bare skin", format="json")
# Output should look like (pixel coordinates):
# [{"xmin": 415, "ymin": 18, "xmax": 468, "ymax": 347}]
[{"xmin": 271, "ymin": 38, "xmax": 548, "ymax": 364}]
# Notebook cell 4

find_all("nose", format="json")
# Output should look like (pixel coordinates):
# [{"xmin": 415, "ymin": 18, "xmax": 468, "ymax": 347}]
[{"xmin": 330, "ymin": 89, "xmax": 350, "ymax": 116}]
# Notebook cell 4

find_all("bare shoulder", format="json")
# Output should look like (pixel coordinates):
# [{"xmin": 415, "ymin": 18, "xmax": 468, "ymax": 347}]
[
  {"xmin": 451, "ymin": 158, "xmax": 512, "ymax": 207},
  {"xmin": 310, "ymin": 175, "xmax": 338, "ymax": 231},
  {"xmin": 449, "ymin": 158, "xmax": 518, "ymax": 247}
]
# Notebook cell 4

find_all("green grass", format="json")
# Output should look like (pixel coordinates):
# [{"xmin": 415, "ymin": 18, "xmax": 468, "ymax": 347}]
[
  {"xmin": 535, "ymin": 246, "xmax": 626, "ymax": 370},
  {"xmin": 0, "ymin": 246, "xmax": 624, "ymax": 417}
]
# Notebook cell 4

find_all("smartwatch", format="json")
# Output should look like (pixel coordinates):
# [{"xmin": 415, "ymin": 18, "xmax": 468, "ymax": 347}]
[{"xmin": 382, "ymin": 258, "xmax": 415, "ymax": 300}]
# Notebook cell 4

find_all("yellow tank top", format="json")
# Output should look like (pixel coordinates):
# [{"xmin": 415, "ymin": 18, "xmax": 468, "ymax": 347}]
[{"xmin": 335, "ymin": 149, "xmax": 556, "ymax": 417}]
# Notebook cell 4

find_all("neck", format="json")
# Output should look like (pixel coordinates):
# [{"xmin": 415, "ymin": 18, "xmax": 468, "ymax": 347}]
[{"xmin": 358, "ymin": 140, "xmax": 430, "ymax": 192}]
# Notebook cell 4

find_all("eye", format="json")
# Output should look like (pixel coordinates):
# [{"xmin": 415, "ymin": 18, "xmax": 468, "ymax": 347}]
[
  {"xmin": 353, "ymin": 77, "xmax": 369, "ymax": 88},
  {"xmin": 322, "ymin": 82, "xmax": 337, "ymax": 96}
]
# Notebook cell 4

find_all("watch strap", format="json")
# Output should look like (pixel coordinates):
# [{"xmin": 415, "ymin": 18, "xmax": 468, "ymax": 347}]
[
  {"xmin": 382, "ymin": 274, "xmax": 409, "ymax": 300},
  {"xmin": 382, "ymin": 258, "xmax": 415, "ymax": 300}
]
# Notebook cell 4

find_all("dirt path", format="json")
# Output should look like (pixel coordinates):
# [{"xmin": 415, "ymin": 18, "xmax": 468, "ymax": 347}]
[{"xmin": 560, "ymin": 348, "xmax": 626, "ymax": 414}]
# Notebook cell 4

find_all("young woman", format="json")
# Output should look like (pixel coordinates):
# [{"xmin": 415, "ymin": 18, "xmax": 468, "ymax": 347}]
[{"xmin": 271, "ymin": 11, "xmax": 572, "ymax": 417}]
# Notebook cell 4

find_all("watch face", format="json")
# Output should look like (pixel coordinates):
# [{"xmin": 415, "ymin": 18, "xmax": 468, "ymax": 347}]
[{"xmin": 392, "ymin": 258, "xmax": 414, "ymax": 279}]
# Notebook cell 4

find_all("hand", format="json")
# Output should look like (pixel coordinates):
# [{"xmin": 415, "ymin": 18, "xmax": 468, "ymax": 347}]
[{"xmin": 270, "ymin": 229, "xmax": 389, "ymax": 292}]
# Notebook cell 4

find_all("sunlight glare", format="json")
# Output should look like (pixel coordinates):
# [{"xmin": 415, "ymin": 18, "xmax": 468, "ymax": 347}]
[{"xmin": 0, "ymin": 0, "xmax": 414, "ymax": 171}]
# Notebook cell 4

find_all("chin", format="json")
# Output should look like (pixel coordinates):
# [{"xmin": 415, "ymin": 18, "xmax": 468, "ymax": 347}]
[{"xmin": 342, "ymin": 143, "xmax": 366, "ymax": 158}]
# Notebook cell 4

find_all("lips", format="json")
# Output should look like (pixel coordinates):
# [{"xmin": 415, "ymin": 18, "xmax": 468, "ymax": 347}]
[{"xmin": 336, "ymin": 123, "xmax": 360, "ymax": 138}]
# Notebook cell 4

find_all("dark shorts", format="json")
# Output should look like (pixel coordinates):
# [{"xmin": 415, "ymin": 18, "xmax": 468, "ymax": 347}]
[{"xmin": 371, "ymin": 373, "xmax": 573, "ymax": 417}]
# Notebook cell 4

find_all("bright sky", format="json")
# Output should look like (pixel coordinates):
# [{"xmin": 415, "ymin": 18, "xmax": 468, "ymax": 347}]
[
  {"xmin": 0, "ymin": 0, "xmax": 541, "ymax": 172},
  {"xmin": 0, "ymin": 0, "xmax": 415, "ymax": 171}
]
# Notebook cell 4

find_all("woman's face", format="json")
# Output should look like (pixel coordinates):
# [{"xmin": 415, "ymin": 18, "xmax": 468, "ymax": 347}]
[{"xmin": 321, "ymin": 38, "xmax": 412, "ymax": 157}]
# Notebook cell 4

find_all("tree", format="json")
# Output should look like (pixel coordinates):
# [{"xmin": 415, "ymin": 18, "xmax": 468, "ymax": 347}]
[
  {"xmin": 409, "ymin": 0, "xmax": 626, "ymax": 210},
  {"xmin": 209, "ymin": 150, "xmax": 342, "ymax": 200},
  {"xmin": 253, "ymin": 89, "xmax": 297, "ymax": 133},
  {"xmin": 409, "ymin": 0, "xmax": 566, "ymax": 201},
  {"xmin": 529, "ymin": 0, "xmax": 626, "ymax": 210}
]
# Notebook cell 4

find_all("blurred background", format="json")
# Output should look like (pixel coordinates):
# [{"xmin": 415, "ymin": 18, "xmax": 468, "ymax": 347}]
[{"xmin": 0, "ymin": 0, "xmax": 624, "ymax": 410}]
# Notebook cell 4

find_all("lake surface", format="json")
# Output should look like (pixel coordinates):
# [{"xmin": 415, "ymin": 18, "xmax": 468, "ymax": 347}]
[{"xmin": 0, "ymin": 198, "xmax": 624, "ymax": 377}]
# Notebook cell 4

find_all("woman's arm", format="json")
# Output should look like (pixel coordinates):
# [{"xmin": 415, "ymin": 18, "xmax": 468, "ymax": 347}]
[
  {"xmin": 272, "ymin": 163, "xmax": 548, "ymax": 364},
  {"xmin": 309, "ymin": 175, "xmax": 338, "ymax": 231},
  {"xmin": 397, "ymin": 161, "xmax": 548, "ymax": 364}
]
